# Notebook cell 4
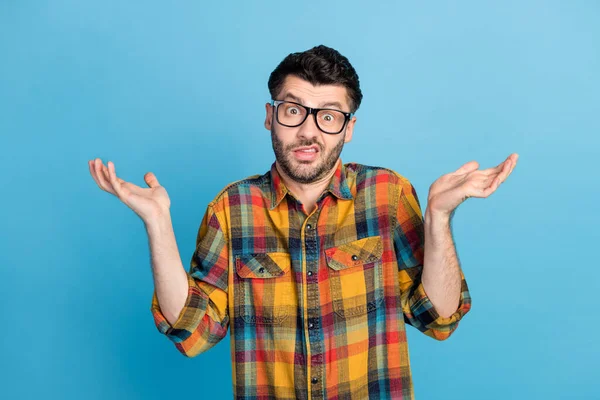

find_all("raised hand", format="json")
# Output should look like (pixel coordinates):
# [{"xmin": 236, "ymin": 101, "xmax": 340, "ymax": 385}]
[
  {"xmin": 88, "ymin": 158, "xmax": 171, "ymax": 224},
  {"xmin": 426, "ymin": 153, "xmax": 519, "ymax": 217}
]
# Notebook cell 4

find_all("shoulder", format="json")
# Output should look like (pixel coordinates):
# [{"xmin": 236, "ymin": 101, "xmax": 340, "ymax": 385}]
[
  {"xmin": 207, "ymin": 170, "xmax": 270, "ymax": 209},
  {"xmin": 344, "ymin": 162, "xmax": 414, "ymax": 189},
  {"xmin": 346, "ymin": 163, "xmax": 424, "ymax": 221}
]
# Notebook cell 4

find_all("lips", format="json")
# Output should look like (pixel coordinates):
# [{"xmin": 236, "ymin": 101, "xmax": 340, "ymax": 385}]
[
  {"xmin": 291, "ymin": 145, "xmax": 320, "ymax": 161},
  {"xmin": 292, "ymin": 145, "xmax": 320, "ymax": 153}
]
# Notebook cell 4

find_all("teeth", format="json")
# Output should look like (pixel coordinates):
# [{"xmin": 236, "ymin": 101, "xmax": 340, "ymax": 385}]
[{"xmin": 298, "ymin": 148, "xmax": 316, "ymax": 152}]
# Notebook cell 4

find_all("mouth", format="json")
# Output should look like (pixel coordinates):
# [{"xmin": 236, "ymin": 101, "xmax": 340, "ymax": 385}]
[{"xmin": 291, "ymin": 145, "xmax": 320, "ymax": 161}]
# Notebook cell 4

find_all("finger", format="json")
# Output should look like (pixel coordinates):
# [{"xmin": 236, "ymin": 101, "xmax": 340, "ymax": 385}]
[
  {"xmin": 482, "ymin": 153, "xmax": 514, "ymax": 175},
  {"xmin": 482, "ymin": 162, "xmax": 505, "ymax": 175},
  {"xmin": 502, "ymin": 154, "xmax": 518, "ymax": 176},
  {"xmin": 94, "ymin": 159, "xmax": 116, "ymax": 195},
  {"xmin": 89, "ymin": 160, "xmax": 100, "ymax": 184},
  {"xmin": 483, "ymin": 173, "xmax": 498, "ymax": 187},
  {"xmin": 469, "ymin": 174, "xmax": 495, "ymax": 195},
  {"xmin": 484, "ymin": 159, "xmax": 511, "ymax": 185},
  {"xmin": 466, "ymin": 170, "xmax": 499, "ymax": 197},
  {"xmin": 481, "ymin": 179, "xmax": 499, "ymax": 197},
  {"xmin": 484, "ymin": 159, "xmax": 511, "ymax": 193},
  {"xmin": 508, "ymin": 154, "xmax": 518, "ymax": 176},
  {"xmin": 89, "ymin": 160, "xmax": 107, "ymax": 191},
  {"xmin": 107, "ymin": 161, "xmax": 127, "ymax": 199},
  {"xmin": 454, "ymin": 160, "xmax": 479, "ymax": 175},
  {"xmin": 508, "ymin": 163, "xmax": 515, "ymax": 177},
  {"xmin": 144, "ymin": 172, "xmax": 160, "ymax": 188},
  {"xmin": 477, "ymin": 155, "xmax": 517, "ymax": 196},
  {"xmin": 464, "ymin": 181, "xmax": 494, "ymax": 199},
  {"xmin": 497, "ymin": 159, "xmax": 512, "ymax": 185},
  {"xmin": 477, "ymin": 172, "xmax": 502, "ymax": 197},
  {"xmin": 102, "ymin": 164, "xmax": 110, "ymax": 181},
  {"xmin": 96, "ymin": 159, "xmax": 113, "ymax": 192},
  {"xmin": 102, "ymin": 164, "xmax": 127, "ymax": 188}
]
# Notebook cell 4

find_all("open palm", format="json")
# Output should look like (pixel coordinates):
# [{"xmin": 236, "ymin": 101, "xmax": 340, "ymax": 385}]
[
  {"xmin": 427, "ymin": 153, "xmax": 519, "ymax": 217},
  {"xmin": 88, "ymin": 158, "xmax": 170, "ymax": 223}
]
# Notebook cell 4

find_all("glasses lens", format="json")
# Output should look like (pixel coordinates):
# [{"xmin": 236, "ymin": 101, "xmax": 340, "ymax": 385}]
[
  {"xmin": 277, "ymin": 102, "xmax": 307, "ymax": 127},
  {"xmin": 316, "ymin": 109, "xmax": 346, "ymax": 134}
]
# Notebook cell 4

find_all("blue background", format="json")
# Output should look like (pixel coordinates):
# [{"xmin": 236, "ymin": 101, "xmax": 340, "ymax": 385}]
[{"xmin": 1, "ymin": 1, "xmax": 598, "ymax": 399}]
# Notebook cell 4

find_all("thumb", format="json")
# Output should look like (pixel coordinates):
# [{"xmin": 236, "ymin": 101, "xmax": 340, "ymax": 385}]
[
  {"xmin": 144, "ymin": 172, "xmax": 161, "ymax": 188},
  {"xmin": 454, "ymin": 160, "xmax": 479, "ymax": 175}
]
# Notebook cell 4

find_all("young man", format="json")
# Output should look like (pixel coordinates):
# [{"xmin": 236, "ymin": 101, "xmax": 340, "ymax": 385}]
[{"xmin": 88, "ymin": 45, "xmax": 518, "ymax": 399}]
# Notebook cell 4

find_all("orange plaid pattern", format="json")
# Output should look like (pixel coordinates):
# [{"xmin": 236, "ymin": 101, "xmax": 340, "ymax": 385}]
[{"xmin": 151, "ymin": 160, "xmax": 471, "ymax": 399}]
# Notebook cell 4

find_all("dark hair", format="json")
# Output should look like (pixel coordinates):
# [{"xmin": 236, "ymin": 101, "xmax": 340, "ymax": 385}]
[{"xmin": 268, "ymin": 45, "xmax": 363, "ymax": 113}]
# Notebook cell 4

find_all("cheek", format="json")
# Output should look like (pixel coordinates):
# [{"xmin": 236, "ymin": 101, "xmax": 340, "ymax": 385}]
[
  {"xmin": 323, "ymin": 136, "xmax": 343, "ymax": 152},
  {"xmin": 272, "ymin": 128, "xmax": 293, "ymax": 149}
]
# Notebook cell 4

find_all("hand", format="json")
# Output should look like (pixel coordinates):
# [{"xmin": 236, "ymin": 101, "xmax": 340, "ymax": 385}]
[
  {"xmin": 427, "ymin": 153, "xmax": 519, "ymax": 217},
  {"xmin": 88, "ymin": 158, "xmax": 171, "ymax": 224}
]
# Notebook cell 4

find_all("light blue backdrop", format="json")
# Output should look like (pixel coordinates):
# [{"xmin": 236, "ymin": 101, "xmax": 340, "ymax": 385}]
[{"xmin": 1, "ymin": 1, "xmax": 598, "ymax": 399}]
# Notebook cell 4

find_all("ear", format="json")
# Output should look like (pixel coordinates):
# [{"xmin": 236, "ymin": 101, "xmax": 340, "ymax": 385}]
[
  {"xmin": 264, "ymin": 102, "xmax": 273, "ymax": 131},
  {"xmin": 343, "ymin": 116, "xmax": 357, "ymax": 143}
]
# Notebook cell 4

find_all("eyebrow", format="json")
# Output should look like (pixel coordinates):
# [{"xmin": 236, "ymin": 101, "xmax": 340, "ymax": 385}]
[{"xmin": 283, "ymin": 92, "xmax": 345, "ymax": 111}]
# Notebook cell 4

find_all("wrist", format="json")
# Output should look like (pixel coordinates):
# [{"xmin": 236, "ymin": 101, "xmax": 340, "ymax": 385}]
[
  {"xmin": 425, "ymin": 207, "xmax": 452, "ymax": 225},
  {"xmin": 144, "ymin": 211, "xmax": 173, "ymax": 235}
]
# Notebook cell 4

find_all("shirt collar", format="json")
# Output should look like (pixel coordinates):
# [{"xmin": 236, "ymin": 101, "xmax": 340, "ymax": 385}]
[{"xmin": 269, "ymin": 159, "xmax": 353, "ymax": 210}]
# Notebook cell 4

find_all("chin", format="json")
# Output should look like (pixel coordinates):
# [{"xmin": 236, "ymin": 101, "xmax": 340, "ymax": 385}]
[{"xmin": 293, "ymin": 160, "xmax": 322, "ymax": 173}]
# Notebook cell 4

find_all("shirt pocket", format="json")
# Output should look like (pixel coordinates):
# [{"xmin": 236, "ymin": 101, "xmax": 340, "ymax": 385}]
[
  {"xmin": 234, "ymin": 252, "xmax": 294, "ymax": 325},
  {"xmin": 324, "ymin": 235, "xmax": 385, "ymax": 319}
]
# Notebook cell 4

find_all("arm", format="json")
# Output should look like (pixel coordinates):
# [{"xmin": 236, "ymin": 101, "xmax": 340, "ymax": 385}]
[
  {"xmin": 406, "ymin": 153, "xmax": 518, "ymax": 337},
  {"xmin": 395, "ymin": 180, "xmax": 471, "ymax": 341},
  {"xmin": 87, "ymin": 159, "xmax": 230, "ymax": 356},
  {"xmin": 421, "ymin": 208, "xmax": 462, "ymax": 318},
  {"xmin": 146, "ymin": 212, "xmax": 189, "ymax": 325},
  {"xmin": 149, "ymin": 204, "xmax": 229, "ymax": 357}
]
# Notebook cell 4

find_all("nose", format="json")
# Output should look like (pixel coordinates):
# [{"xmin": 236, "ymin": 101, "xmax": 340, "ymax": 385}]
[{"xmin": 296, "ymin": 111, "xmax": 320, "ymax": 141}]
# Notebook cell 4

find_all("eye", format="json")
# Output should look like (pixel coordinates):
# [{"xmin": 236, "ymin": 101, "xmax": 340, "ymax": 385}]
[
  {"xmin": 285, "ymin": 105, "xmax": 300, "ymax": 115},
  {"xmin": 322, "ymin": 113, "xmax": 335, "ymax": 122}
]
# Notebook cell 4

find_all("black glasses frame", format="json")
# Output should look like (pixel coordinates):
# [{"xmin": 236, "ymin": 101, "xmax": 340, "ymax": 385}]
[{"xmin": 271, "ymin": 100, "xmax": 354, "ymax": 135}]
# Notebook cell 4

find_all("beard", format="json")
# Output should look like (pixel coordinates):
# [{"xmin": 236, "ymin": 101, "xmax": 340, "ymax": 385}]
[{"xmin": 271, "ymin": 126, "xmax": 346, "ymax": 184}]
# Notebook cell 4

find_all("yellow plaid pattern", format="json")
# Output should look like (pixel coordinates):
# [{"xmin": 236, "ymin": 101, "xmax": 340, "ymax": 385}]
[{"xmin": 151, "ymin": 160, "xmax": 471, "ymax": 399}]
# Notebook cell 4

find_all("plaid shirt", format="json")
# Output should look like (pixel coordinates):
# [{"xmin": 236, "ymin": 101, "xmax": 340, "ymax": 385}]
[{"xmin": 151, "ymin": 160, "xmax": 471, "ymax": 399}]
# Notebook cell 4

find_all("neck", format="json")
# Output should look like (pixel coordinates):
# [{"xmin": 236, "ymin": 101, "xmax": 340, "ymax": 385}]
[{"xmin": 275, "ymin": 159, "xmax": 340, "ymax": 214}]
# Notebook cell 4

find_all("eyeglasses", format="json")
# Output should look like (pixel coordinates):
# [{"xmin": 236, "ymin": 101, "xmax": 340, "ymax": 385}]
[{"xmin": 271, "ymin": 100, "xmax": 354, "ymax": 134}]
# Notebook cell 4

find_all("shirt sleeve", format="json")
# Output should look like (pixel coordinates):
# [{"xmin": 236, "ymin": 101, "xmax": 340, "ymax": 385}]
[
  {"xmin": 393, "ymin": 178, "xmax": 471, "ymax": 341},
  {"xmin": 150, "ymin": 203, "xmax": 230, "ymax": 357}
]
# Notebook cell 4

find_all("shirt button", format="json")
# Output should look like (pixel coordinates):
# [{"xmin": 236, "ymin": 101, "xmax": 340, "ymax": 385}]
[
  {"xmin": 351, "ymin": 254, "xmax": 358, "ymax": 261},
  {"xmin": 309, "ymin": 322, "xmax": 314, "ymax": 329},
  {"xmin": 258, "ymin": 267, "xmax": 265, "ymax": 273},
  {"xmin": 311, "ymin": 377, "xmax": 318, "ymax": 384},
  {"xmin": 307, "ymin": 271, "xmax": 313, "ymax": 276},
  {"xmin": 306, "ymin": 224, "xmax": 312, "ymax": 230}
]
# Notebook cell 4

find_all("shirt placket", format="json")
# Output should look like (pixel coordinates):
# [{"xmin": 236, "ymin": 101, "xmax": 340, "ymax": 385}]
[{"xmin": 302, "ymin": 200, "xmax": 327, "ymax": 400}]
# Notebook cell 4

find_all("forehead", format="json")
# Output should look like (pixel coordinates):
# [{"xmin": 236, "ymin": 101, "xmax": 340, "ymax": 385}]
[{"xmin": 277, "ymin": 75, "xmax": 351, "ymax": 111}]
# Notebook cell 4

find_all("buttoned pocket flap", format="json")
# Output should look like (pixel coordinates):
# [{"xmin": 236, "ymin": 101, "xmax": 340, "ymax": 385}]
[
  {"xmin": 235, "ymin": 252, "xmax": 291, "ymax": 279},
  {"xmin": 325, "ymin": 236, "xmax": 383, "ymax": 271}
]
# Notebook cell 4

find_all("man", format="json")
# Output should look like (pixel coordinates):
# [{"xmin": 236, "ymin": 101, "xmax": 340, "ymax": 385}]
[{"xmin": 88, "ymin": 45, "xmax": 518, "ymax": 399}]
